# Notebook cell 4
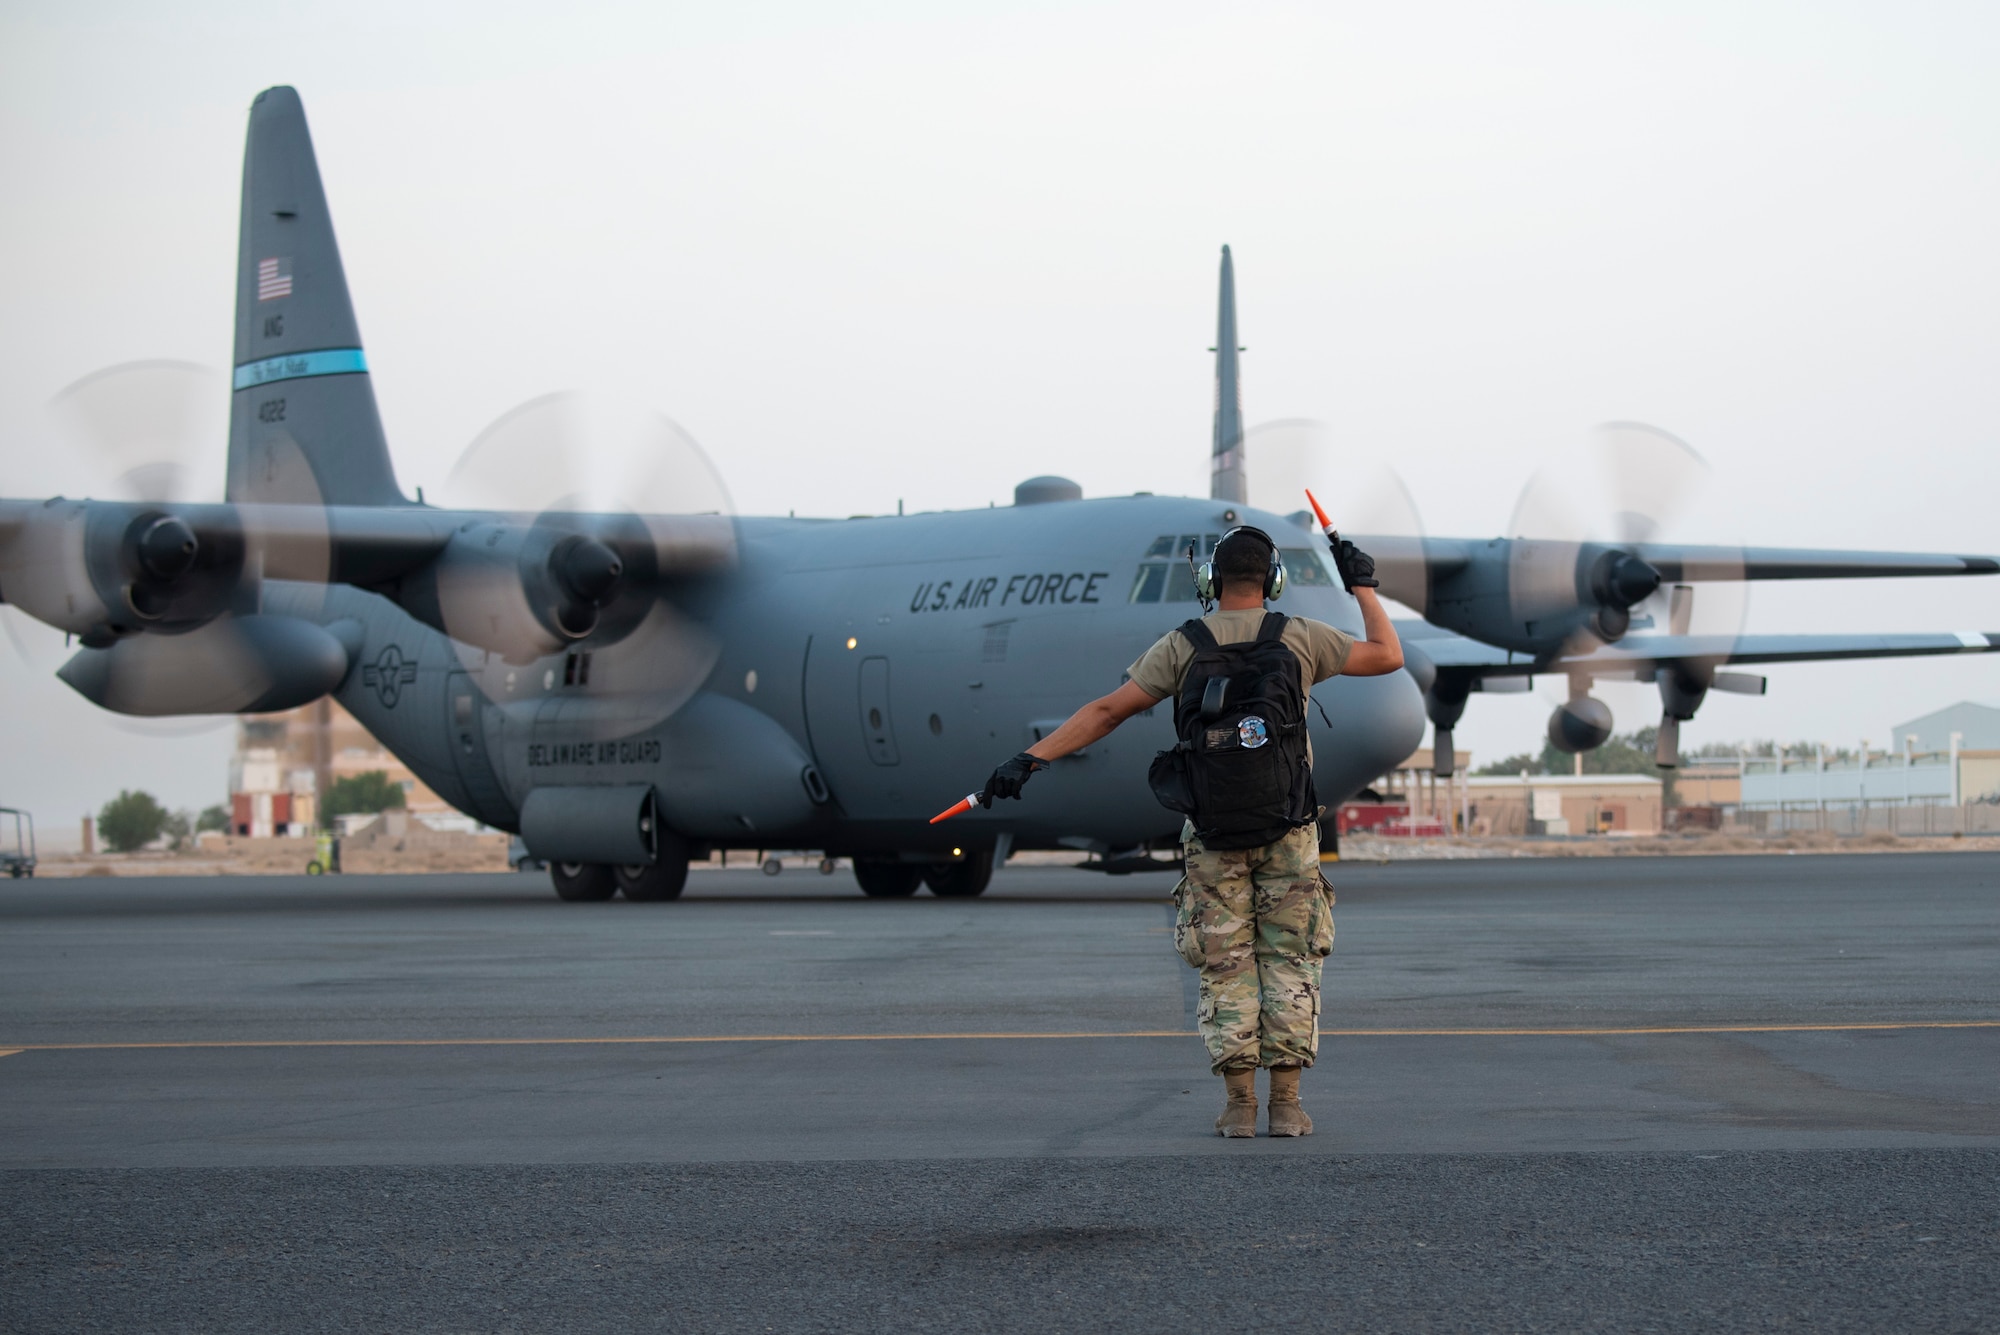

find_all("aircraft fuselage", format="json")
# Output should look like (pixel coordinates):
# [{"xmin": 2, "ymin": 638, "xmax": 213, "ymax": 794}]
[{"xmin": 293, "ymin": 494, "xmax": 1427, "ymax": 857}]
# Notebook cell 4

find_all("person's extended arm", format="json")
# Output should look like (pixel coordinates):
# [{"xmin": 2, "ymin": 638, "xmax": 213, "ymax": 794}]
[
  {"xmin": 980, "ymin": 678, "xmax": 1163, "ymax": 804},
  {"xmin": 1027, "ymin": 678, "xmax": 1163, "ymax": 761}
]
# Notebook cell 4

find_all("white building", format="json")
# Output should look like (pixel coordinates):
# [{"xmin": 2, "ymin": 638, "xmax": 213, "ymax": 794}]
[{"xmin": 1891, "ymin": 701, "xmax": 2000, "ymax": 754}]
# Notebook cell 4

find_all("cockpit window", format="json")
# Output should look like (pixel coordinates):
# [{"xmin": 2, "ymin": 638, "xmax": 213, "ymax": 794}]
[
  {"xmin": 1279, "ymin": 548, "xmax": 1337, "ymax": 587},
  {"xmin": 1128, "ymin": 561, "xmax": 1201, "ymax": 603},
  {"xmin": 1145, "ymin": 533, "xmax": 1222, "ymax": 561},
  {"xmin": 1130, "ymin": 534, "xmax": 1230, "ymax": 602},
  {"xmin": 1128, "ymin": 564, "xmax": 1167, "ymax": 602}
]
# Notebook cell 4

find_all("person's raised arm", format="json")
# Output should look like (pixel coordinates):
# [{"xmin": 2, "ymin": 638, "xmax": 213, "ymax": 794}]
[{"xmin": 1332, "ymin": 541, "xmax": 1404, "ymax": 677}]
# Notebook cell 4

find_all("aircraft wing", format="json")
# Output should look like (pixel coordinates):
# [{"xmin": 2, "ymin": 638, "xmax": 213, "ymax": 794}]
[
  {"xmin": 1398, "ymin": 622, "xmax": 2000, "ymax": 678},
  {"xmin": 1633, "ymin": 545, "xmax": 1999, "ymax": 582}
]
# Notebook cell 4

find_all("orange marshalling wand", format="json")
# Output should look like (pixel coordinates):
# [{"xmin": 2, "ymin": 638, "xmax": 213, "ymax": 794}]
[
  {"xmin": 929, "ymin": 792, "xmax": 982, "ymax": 824},
  {"xmin": 1303, "ymin": 488, "xmax": 1353, "ymax": 592},
  {"xmin": 1304, "ymin": 487, "xmax": 1335, "ymax": 537}
]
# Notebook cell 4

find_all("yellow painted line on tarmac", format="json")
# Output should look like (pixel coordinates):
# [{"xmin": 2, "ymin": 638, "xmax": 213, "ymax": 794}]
[{"xmin": 3, "ymin": 1019, "xmax": 1999, "ymax": 1053}]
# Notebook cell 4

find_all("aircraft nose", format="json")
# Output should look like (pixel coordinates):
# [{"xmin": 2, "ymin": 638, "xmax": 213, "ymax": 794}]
[{"xmin": 1314, "ymin": 670, "xmax": 1427, "ymax": 803}]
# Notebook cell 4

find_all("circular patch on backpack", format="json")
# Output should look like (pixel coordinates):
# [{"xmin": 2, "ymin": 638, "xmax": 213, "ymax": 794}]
[{"xmin": 1238, "ymin": 716, "xmax": 1269, "ymax": 749}]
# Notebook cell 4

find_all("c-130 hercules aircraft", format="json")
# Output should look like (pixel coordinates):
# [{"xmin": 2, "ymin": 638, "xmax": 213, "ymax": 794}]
[{"xmin": 3, "ymin": 88, "xmax": 1995, "ymax": 901}]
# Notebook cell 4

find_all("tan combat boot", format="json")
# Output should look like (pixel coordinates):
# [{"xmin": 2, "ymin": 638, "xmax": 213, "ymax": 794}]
[
  {"xmin": 1267, "ymin": 1065, "xmax": 1313, "ymax": 1137},
  {"xmin": 1215, "ymin": 1067, "xmax": 1258, "ymax": 1137}
]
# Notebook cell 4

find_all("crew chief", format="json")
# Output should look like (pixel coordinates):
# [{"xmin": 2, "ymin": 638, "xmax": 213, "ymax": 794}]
[{"xmin": 979, "ymin": 528, "xmax": 1403, "ymax": 1137}]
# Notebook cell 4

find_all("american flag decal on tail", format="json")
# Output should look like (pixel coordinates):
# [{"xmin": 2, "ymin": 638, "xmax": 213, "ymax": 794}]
[{"xmin": 257, "ymin": 257, "xmax": 293, "ymax": 301}]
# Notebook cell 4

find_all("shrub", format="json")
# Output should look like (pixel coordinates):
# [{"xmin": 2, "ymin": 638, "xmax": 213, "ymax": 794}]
[
  {"xmin": 324, "ymin": 771, "xmax": 408, "ymax": 825},
  {"xmin": 98, "ymin": 790, "xmax": 169, "ymax": 853}
]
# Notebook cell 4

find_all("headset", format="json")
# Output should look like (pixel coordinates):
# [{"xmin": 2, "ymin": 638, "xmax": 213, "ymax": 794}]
[{"xmin": 1192, "ymin": 525, "xmax": 1286, "ymax": 606}]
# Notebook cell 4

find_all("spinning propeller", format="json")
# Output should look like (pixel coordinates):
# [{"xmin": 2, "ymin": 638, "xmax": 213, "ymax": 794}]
[
  {"xmin": 5, "ymin": 363, "xmax": 737, "ymax": 738},
  {"xmin": 1507, "ymin": 423, "xmax": 1751, "ymax": 765},
  {"xmin": 0, "ymin": 361, "xmax": 265, "ymax": 732},
  {"xmin": 1244, "ymin": 418, "xmax": 1429, "ymax": 611},
  {"xmin": 1248, "ymin": 417, "xmax": 1756, "ymax": 769},
  {"xmin": 428, "ymin": 390, "xmax": 736, "ymax": 739}
]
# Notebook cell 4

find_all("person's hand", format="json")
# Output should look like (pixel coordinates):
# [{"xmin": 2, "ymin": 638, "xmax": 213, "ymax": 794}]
[
  {"xmin": 979, "ymin": 752, "xmax": 1049, "ymax": 806},
  {"xmin": 1333, "ymin": 538, "xmax": 1379, "ymax": 590}
]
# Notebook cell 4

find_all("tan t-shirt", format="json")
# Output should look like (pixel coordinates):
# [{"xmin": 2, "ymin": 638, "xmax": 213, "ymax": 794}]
[{"xmin": 1126, "ymin": 610, "xmax": 1354, "ymax": 705}]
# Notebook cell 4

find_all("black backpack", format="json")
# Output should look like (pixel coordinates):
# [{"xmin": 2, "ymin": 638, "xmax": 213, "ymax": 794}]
[{"xmin": 1146, "ymin": 612, "xmax": 1317, "ymax": 850}]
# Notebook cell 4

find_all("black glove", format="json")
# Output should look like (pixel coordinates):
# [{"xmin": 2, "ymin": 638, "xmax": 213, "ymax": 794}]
[
  {"xmin": 979, "ymin": 752, "xmax": 1049, "ymax": 806},
  {"xmin": 1332, "ymin": 538, "xmax": 1379, "ymax": 590}
]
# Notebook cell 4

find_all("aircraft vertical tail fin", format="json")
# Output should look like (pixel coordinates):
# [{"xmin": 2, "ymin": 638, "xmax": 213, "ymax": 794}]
[
  {"xmin": 1209, "ymin": 245, "xmax": 1247, "ymax": 504},
  {"xmin": 227, "ymin": 86, "xmax": 407, "ymax": 507}
]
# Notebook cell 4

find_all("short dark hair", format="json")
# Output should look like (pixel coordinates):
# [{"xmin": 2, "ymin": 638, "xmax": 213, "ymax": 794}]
[{"xmin": 1214, "ymin": 528, "xmax": 1273, "ymax": 592}]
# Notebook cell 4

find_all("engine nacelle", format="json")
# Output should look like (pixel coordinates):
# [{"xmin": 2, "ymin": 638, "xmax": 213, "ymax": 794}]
[
  {"xmin": 1547, "ymin": 694, "xmax": 1614, "ymax": 753},
  {"xmin": 56, "ymin": 614, "xmax": 354, "ymax": 716},
  {"xmin": 409, "ymin": 519, "xmax": 632, "ymax": 664},
  {"xmin": 0, "ymin": 500, "xmax": 246, "ymax": 642}
]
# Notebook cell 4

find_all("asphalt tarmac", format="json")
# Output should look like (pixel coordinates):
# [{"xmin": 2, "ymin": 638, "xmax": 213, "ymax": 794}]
[{"xmin": 4, "ymin": 853, "xmax": 1997, "ymax": 1331}]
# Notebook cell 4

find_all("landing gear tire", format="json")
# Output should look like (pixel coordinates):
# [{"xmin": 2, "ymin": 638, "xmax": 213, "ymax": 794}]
[
  {"xmin": 924, "ymin": 849, "xmax": 995, "ymax": 898},
  {"xmin": 817, "ymin": 857, "xmax": 837, "ymax": 876},
  {"xmin": 551, "ymin": 862, "xmax": 617, "ymax": 902},
  {"xmin": 852, "ymin": 859, "xmax": 923, "ymax": 898},
  {"xmin": 617, "ymin": 831, "xmax": 691, "ymax": 902},
  {"xmin": 760, "ymin": 856, "xmax": 783, "ymax": 877}
]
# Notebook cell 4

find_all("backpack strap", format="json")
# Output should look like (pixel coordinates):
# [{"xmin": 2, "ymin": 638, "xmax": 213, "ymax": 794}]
[
  {"xmin": 1177, "ymin": 618, "xmax": 1220, "ymax": 653},
  {"xmin": 1255, "ymin": 611, "xmax": 1289, "ymax": 643}
]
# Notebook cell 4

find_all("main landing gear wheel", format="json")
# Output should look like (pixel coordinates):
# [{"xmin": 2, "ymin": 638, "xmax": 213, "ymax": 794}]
[
  {"xmin": 924, "ymin": 850, "xmax": 995, "ymax": 898},
  {"xmin": 550, "ymin": 862, "xmax": 616, "ymax": 902},
  {"xmin": 617, "ymin": 832, "xmax": 691, "ymax": 901},
  {"xmin": 852, "ymin": 859, "xmax": 923, "ymax": 898}
]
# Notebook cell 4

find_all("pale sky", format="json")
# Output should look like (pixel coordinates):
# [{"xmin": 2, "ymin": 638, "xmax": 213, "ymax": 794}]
[{"xmin": 3, "ymin": 1, "xmax": 1997, "ymax": 831}]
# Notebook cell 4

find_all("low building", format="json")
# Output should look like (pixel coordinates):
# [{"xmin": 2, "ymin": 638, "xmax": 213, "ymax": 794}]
[
  {"xmin": 1463, "ymin": 773, "xmax": 1664, "ymax": 836},
  {"xmin": 228, "ymin": 699, "xmax": 452, "ymax": 837},
  {"xmin": 1672, "ymin": 761, "xmax": 1741, "ymax": 807},
  {"xmin": 1740, "ymin": 748, "xmax": 2000, "ymax": 810},
  {"xmin": 227, "ymin": 746, "xmax": 316, "ymax": 838}
]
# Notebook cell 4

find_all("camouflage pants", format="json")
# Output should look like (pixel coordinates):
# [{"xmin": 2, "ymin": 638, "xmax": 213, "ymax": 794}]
[{"xmin": 1173, "ymin": 823, "xmax": 1334, "ymax": 1074}]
